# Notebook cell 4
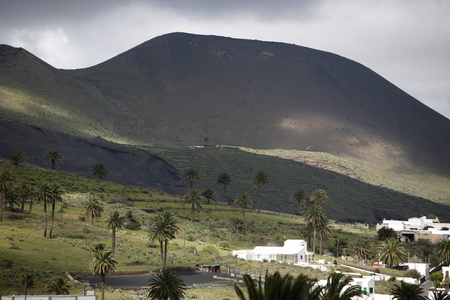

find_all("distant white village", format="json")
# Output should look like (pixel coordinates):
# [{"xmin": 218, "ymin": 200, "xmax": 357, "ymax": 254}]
[
  {"xmin": 377, "ymin": 216, "xmax": 450, "ymax": 243},
  {"xmin": 231, "ymin": 215, "xmax": 450, "ymax": 300}
]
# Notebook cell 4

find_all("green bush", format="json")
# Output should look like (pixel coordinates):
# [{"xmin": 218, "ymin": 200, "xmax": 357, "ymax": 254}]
[{"xmin": 405, "ymin": 269, "xmax": 422, "ymax": 279}]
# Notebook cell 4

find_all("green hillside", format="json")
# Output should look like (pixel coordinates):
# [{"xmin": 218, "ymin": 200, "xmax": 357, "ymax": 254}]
[{"xmin": 145, "ymin": 146, "xmax": 450, "ymax": 222}]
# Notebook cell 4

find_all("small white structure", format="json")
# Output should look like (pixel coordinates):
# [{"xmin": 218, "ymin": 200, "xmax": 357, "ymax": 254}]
[
  {"xmin": 233, "ymin": 239, "xmax": 312, "ymax": 264},
  {"xmin": 442, "ymin": 266, "xmax": 450, "ymax": 280},
  {"xmin": 317, "ymin": 276, "xmax": 375, "ymax": 299},
  {"xmin": 1, "ymin": 290, "xmax": 96, "ymax": 300},
  {"xmin": 376, "ymin": 216, "xmax": 441, "ymax": 231},
  {"xmin": 402, "ymin": 263, "xmax": 430, "ymax": 279}
]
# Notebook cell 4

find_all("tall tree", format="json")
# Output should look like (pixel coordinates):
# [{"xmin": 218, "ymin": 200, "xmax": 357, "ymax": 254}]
[
  {"xmin": 310, "ymin": 189, "xmax": 329, "ymax": 205},
  {"xmin": 45, "ymin": 277, "xmax": 71, "ymax": 295},
  {"xmin": 148, "ymin": 269, "xmax": 186, "ymax": 300},
  {"xmin": 292, "ymin": 188, "xmax": 307, "ymax": 214},
  {"xmin": 148, "ymin": 211, "xmax": 179, "ymax": 271},
  {"xmin": 33, "ymin": 182, "xmax": 52, "ymax": 237},
  {"xmin": 15, "ymin": 182, "xmax": 32, "ymax": 212},
  {"xmin": 44, "ymin": 149, "xmax": 63, "ymax": 170},
  {"xmin": 21, "ymin": 272, "xmax": 34, "ymax": 300},
  {"xmin": 299, "ymin": 222, "xmax": 314, "ymax": 246},
  {"xmin": 0, "ymin": 168, "xmax": 14, "ymax": 222},
  {"xmin": 201, "ymin": 187, "xmax": 217, "ymax": 204},
  {"xmin": 182, "ymin": 167, "xmax": 200, "ymax": 189},
  {"xmin": 351, "ymin": 237, "xmax": 374, "ymax": 262},
  {"xmin": 317, "ymin": 217, "xmax": 332, "ymax": 255},
  {"xmin": 437, "ymin": 239, "xmax": 450, "ymax": 264},
  {"xmin": 83, "ymin": 197, "xmax": 104, "ymax": 225},
  {"xmin": 5, "ymin": 188, "xmax": 18, "ymax": 210},
  {"xmin": 229, "ymin": 217, "xmax": 245, "ymax": 234},
  {"xmin": 378, "ymin": 238, "xmax": 407, "ymax": 268},
  {"xmin": 234, "ymin": 193, "xmax": 253, "ymax": 233},
  {"xmin": 91, "ymin": 249, "xmax": 117, "ymax": 300},
  {"xmin": 251, "ymin": 169, "xmax": 268, "ymax": 212},
  {"xmin": 304, "ymin": 202, "xmax": 326, "ymax": 254},
  {"xmin": 217, "ymin": 172, "xmax": 232, "ymax": 201},
  {"xmin": 182, "ymin": 189, "xmax": 202, "ymax": 222},
  {"xmin": 320, "ymin": 272, "xmax": 363, "ymax": 300},
  {"xmin": 390, "ymin": 281, "xmax": 425, "ymax": 300},
  {"xmin": 234, "ymin": 270, "xmax": 321, "ymax": 300},
  {"xmin": 92, "ymin": 162, "xmax": 110, "ymax": 180},
  {"xmin": 106, "ymin": 210, "xmax": 124, "ymax": 255},
  {"xmin": 49, "ymin": 183, "xmax": 64, "ymax": 238},
  {"xmin": 9, "ymin": 150, "xmax": 26, "ymax": 168}
]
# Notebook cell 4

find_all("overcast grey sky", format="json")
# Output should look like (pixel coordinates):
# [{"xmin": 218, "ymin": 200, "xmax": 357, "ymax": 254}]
[{"xmin": 1, "ymin": 0, "xmax": 449, "ymax": 119}]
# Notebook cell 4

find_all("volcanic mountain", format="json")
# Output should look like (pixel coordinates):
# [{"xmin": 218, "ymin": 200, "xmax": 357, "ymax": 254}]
[{"xmin": 1, "ymin": 32, "xmax": 449, "ymax": 221}]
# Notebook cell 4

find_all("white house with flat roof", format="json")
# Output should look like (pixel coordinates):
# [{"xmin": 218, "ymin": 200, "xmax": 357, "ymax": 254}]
[
  {"xmin": 233, "ymin": 239, "xmax": 312, "ymax": 264},
  {"xmin": 317, "ymin": 276, "xmax": 375, "ymax": 299}
]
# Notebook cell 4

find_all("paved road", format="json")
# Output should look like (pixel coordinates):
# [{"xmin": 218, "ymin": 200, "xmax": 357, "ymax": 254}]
[{"xmin": 84, "ymin": 272, "xmax": 226, "ymax": 288}]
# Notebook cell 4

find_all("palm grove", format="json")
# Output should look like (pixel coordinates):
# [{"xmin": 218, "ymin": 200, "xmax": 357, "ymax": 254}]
[{"xmin": 3, "ymin": 150, "xmax": 450, "ymax": 299}]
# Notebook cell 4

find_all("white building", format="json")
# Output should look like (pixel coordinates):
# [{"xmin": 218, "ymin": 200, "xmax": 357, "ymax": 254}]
[
  {"xmin": 376, "ymin": 216, "xmax": 440, "ymax": 231},
  {"xmin": 233, "ymin": 239, "xmax": 312, "ymax": 264},
  {"xmin": 317, "ymin": 276, "xmax": 375, "ymax": 299},
  {"xmin": 1, "ymin": 290, "xmax": 96, "ymax": 300},
  {"xmin": 402, "ymin": 263, "xmax": 430, "ymax": 279}
]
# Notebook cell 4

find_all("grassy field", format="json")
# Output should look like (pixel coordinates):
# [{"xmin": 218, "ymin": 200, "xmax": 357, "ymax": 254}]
[{"xmin": 0, "ymin": 160, "xmax": 425, "ymax": 298}]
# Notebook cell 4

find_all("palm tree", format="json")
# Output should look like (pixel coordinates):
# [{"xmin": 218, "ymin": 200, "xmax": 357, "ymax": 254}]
[
  {"xmin": 234, "ymin": 193, "xmax": 253, "ymax": 232},
  {"xmin": 229, "ymin": 217, "xmax": 245, "ymax": 234},
  {"xmin": 49, "ymin": 183, "xmax": 64, "ymax": 238},
  {"xmin": 148, "ymin": 269, "xmax": 186, "ymax": 300},
  {"xmin": 9, "ymin": 150, "xmax": 26, "ymax": 168},
  {"xmin": 320, "ymin": 272, "xmax": 363, "ymax": 300},
  {"xmin": 45, "ymin": 276, "xmax": 71, "ymax": 295},
  {"xmin": 217, "ymin": 172, "xmax": 232, "ymax": 201},
  {"xmin": 91, "ymin": 249, "xmax": 117, "ymax": 300},
  {"xmin": 317, "ymin": 217, "xmax": 332, "ymax": 255},
  {"xmin": 15, "ymin": 182, "xmax": 32, "ymax": 212},
  {"xmin": 83, "ymin": 196, "xmax": 104, "ymax": 225},
  {"xmin": 182, "ymin": 167, "xmax": 200, "ymax": 189},
  {"xmin": 148, "ymin": 211, "xmax": 179, "ymax": 271},
  {"xmin": 251, "ymin": 169, "xmax": 268, "ymax": 212},
  {"xmin": 428, "ymin": 291, "xmax": 450, "ymax": 300},
  {"xmin": 234, "ymin": 270, "xmax": 321, "ymax": 300},
  {"xmin": 292, "ymin": 188, "xmax": 306, "ymax": 214},
  {"xmin": 437, "ymin": 239, "xmax": 450, "ymax": 264},
  {"xmin": 21, "ymin": 272, "xmax": 34, "ymax": 300},
  {"xmin": 299, "ymin": 222, "xmax": 314, "ymax": 246},
  {"xmin": 33, "ymin": 182, "xmax": 52, "ymax": 237},
  {"xmin": 310, "ymin": 189, "xmax": 329, "ymax": 204},
  {"xmin": 201, "ymin": 187, "xmax": 217, "ymax": 204},
  {"xmin": 182, "ymin": 189, "xmax": 202, "ymax": 222},
  {"xmin": 92, "ymin": 162, "xmax": 110, "ymax": 180},
  {"xmin": 390, "ymin": 281, "xmax": 425, "ymax": 300},
  {"xmin": 304, "ymin": 202, "xmax": 325, "ymax": 254},
  {"xmin": 5, "ymin": 188, "xmax": 18, "ymax": 210},
  {"xmin": 44, "ymin": 149, "xmax": 63, "ymax": 170},
  {"xmin": 106, "ymin": 210, "xmax": 124, "ymax": 255},
  {"xmin": 378, "ymin": 237, "xmax": 407, "ymax": 268},
  {"xmin": 351, "ymin": 237, "xmax": 374, "ymax": 262},
  {"xmin": 0, "ymin": 168, "xmax": 14, "ymax": 222}
]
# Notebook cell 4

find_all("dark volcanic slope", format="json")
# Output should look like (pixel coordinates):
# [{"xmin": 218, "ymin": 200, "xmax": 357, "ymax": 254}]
[
  {"xmin": 68, "ymin": 33, "xmax": 450, "ymax": 174},
  {"xmin": 0, "ymin": 121, "xmax": 186, "ymax": 194}
]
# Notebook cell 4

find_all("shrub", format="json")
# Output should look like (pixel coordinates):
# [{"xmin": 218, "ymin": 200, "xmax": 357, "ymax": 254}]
[
  {"xmin": 405, "ymin": 269, "xmax": 422, "ymax": 279},
  {"xmin": 202, "ymin": 245, "xmax": 219, "ymax": 255},
  {"xmin": 388, "ymin": 276, "xmax": 396, "ymax": 282}
]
